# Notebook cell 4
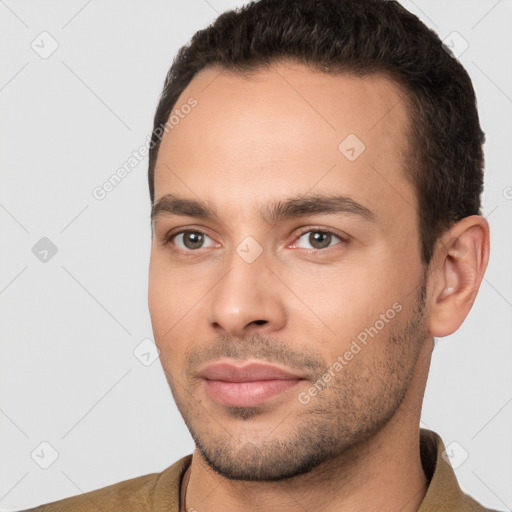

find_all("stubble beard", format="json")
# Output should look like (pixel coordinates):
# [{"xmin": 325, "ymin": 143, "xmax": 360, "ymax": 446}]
[{"xmin": 165, "ymin": 281, "xmax": 427, "ymax": 482}]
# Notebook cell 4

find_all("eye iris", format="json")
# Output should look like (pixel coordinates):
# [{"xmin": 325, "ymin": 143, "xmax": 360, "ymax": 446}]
[
  {"xmin": 183, "ymin": 232, "xmax": 204, "ymax": 249},
  {"xmin": 309, "ymin": 232, "xmax": 331, "ymax": 249}
]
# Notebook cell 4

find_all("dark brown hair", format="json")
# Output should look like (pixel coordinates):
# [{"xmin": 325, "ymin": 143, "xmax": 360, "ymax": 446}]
[{"xmin": 148, "ymin": 0, "xmax": 485, "ymax": 265}]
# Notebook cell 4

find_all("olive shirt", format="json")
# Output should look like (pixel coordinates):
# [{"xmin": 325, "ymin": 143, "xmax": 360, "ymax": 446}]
[{"xmin": 21, "ymin": 429, "xmax": 500, "ymax": 512}]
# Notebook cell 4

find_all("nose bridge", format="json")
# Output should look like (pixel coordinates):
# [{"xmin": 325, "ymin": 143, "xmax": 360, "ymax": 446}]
[{"xmin": 207, "ymin": 236, "xmax": 286, "ymax": 335}]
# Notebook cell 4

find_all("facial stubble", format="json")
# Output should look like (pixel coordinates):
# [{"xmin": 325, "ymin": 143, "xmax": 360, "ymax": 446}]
[{"xmin": 163, "ymin": 280, "xmax": 427, "ymax": 482}]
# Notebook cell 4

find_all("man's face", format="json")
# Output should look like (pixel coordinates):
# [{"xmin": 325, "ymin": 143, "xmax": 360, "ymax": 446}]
[{"xmin": 148, "ymin": 63, "xmax": 429, "ymax": 481}]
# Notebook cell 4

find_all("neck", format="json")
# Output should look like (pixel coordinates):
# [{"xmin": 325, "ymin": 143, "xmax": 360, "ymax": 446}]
[{"xmin": 184, "ymin": 341, "xmax": 432, "ymax": 512}]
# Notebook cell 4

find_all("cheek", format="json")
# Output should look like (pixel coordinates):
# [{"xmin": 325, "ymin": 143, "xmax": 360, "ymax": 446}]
[
  {"xmin": 148, "ymin": 258, "xmax": 169, "ymax": 328},
  {"xmin": 147, "ymin": 256, "xmax": 185, "ymax": 345},
  {"xmin": 286, "ymin": 261, "xmax": 407, "ymax": 355},
  {"xmin": 148, "ymin": 255, "xmax": 208, "ymax": 359},
  {"xmin": 148, "ymin": 252, "xmax": 191, "ymax": 309},
  {"xmin": 147, "ymin": 271, "xmax": 184, "ymax": 378}
]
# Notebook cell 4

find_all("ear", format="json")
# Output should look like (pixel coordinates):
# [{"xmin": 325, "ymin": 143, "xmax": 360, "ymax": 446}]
[{"xmin": 428, "ymin": 215, "xmax": 490, "ymax": 338}]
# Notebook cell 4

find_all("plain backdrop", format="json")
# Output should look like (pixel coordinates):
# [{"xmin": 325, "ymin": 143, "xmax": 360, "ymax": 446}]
[{"xmin": 1, "ymin": 1, "xmax": 511, "ymax": 510}]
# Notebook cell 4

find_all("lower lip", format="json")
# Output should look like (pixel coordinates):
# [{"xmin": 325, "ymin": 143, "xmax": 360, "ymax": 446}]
[{"xmin": 204, "ymin": 379, "xmax": 302, "ymax": 407}]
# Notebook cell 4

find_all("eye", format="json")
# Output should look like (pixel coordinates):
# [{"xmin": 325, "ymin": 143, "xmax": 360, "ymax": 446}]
[
  {"xmin": 164, "ymin": 230, "xmax": 217, "ymax": 251},
  {"xmin": 291, "ymin": 229, "xmax": 346, "ymax": 251}
]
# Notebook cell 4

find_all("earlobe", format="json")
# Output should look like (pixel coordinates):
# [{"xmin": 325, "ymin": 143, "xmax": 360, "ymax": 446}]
[{"xmin": 428, "ymin": 215, "xmax": 490, "ymax": 338}]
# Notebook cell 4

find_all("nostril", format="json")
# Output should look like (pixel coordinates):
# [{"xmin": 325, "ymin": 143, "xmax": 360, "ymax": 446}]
[{"xmin": 252, "ymin": 320, "xmax": 267, "ymax": 326}]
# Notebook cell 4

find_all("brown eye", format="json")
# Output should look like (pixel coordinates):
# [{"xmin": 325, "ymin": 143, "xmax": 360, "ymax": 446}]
[
  {"xmin": 293, "ymin": 230, "xmax": 345, "ymax": 250},
  {"xmin": 167, "ymin": 230, "xmax": 216, "ymax": 251},
  {"xmin": 180, "ymin": 232, "xmax": 205, "ymax": 249},
  {"xmin": 308, "ymin": 232, "xmax": 332, "ymax": 249}
]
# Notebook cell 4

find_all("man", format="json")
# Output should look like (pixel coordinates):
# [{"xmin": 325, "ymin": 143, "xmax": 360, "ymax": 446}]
[{"xmin": 23, "ymin": 0, "xmax": 499, "ymax": 510}]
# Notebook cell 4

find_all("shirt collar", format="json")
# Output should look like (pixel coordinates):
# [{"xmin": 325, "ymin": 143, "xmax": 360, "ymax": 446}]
[
  {"xmin": 154, "ymin": 428, "xmax": 488, "ymax": 511},
  {"xmin": 417, "ymin": 428, "xmax": 487, "ymax": 511}
]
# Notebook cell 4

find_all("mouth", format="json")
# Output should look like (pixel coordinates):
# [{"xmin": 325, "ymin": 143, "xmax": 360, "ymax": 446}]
[{"xmin": 199, "ymin": 360, "xmax": 307, "ymax": 407}]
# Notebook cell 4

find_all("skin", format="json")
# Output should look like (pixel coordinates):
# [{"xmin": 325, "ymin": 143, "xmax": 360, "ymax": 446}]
[{"xmin": 148, "ymin": 61, "xmax": 489, "ymax": 512}]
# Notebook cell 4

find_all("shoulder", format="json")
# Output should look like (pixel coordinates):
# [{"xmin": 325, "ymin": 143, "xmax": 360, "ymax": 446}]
[
  {"xmin": 419, "ymin": 429, "xmax": 502, "ymax": 512},
  {"xmin": 18, "ymin": 455, "xmax": 192, "ymax": 512}
]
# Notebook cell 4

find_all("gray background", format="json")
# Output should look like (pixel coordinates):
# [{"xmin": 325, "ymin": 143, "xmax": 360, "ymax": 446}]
[{"xmin": 1, "ymin": 0, "xmax": 511, "ymax": 510}]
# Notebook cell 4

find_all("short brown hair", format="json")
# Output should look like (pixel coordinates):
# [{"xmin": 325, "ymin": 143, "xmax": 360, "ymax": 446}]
[{"xmin": 148, "ymin": 0, "xmax": 485, "ymax": 265}]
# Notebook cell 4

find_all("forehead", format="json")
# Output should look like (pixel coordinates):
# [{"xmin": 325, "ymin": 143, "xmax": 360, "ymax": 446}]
[{"xmin": 154, "ymin": 62, "xmax": 416, "ymax": 226}]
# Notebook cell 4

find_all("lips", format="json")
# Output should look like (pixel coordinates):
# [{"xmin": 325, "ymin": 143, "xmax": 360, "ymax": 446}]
[{"xmin": 199, "ymin": 361, "xmax": 306, "ymax": 407}]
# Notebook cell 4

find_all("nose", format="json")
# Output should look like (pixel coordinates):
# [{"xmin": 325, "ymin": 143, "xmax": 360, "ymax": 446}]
[{"xmin": 207, "ymin": 246, "xmax": 287, "ymax": 338}]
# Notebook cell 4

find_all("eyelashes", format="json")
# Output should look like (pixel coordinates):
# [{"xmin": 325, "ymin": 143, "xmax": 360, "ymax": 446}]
[
  {"xmin": 290, "ymin": 229, "xmax": 347, "ymax": 250},
  {"xmin": 161, "ymin": 227, "xmax": 349, "ymax": 256}
]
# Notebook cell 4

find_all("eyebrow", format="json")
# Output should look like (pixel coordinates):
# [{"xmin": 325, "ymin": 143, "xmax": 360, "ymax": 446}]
[{"xmin": 151, "ymin": 193, "xmax": 375, "ymax": 225}]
